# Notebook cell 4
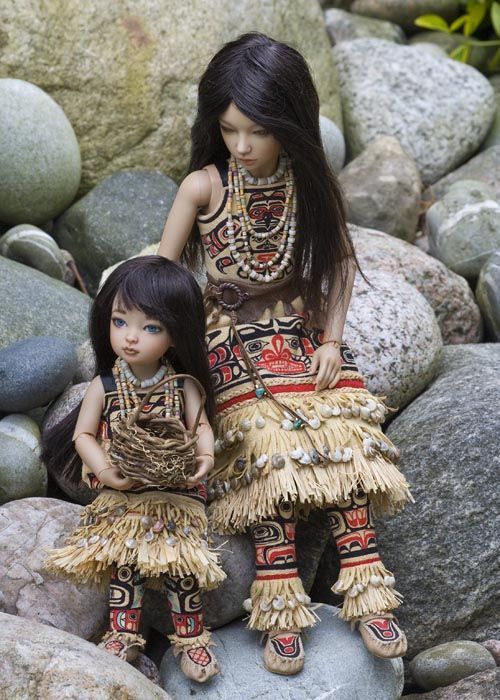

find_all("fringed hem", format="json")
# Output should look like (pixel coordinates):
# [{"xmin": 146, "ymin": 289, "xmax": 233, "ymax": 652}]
[
  {"xmin": 332, "ymin": 563, "xmax": 403, "ymax": 621},
  {"xmin": 243, "ymin": 576, "xmax": 319, "ymax": 631},
  {"xmin": 168, "ymin": 629, "xmax": 214, "ymax": 655},
  {"xmin": 207, "ymin": 388, "xmax": 412, "ymax": 533},
  {"xmin": 45, "ymin": 490, "xmax": 226, "ymax": 591}
]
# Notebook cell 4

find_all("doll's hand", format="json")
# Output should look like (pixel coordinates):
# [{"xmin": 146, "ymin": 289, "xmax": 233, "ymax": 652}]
[
  {"xmin": 96, "ymin": 467, "xmax": 137, "ymax": 491},
  {"xmin": 187, "ymin": 455, "xmax": 214, "ymax": 485},
  {"xmin": 311, "ymin": 344, "xmax": 342, "ymax": 391}
]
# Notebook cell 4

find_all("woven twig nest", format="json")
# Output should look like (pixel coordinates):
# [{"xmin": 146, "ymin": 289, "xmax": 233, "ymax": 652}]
[{"xmin": 107, "ymin": 374, "xmax": 205, "ymax": 488}]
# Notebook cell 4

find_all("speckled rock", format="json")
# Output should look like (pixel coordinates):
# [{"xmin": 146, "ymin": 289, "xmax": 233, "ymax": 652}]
[
  {"xmin": 312, "ymin": 345, "xmax": 500, "ymax": 658},
  {"xmin": 0, "ymin": 225, "xmax": 69, "ymax": 280},
  {"xmin": 339, "ymin": 137, "xmax": 421, "ymax": 241},
  {"xmin": 351, "ymin": 0, "xmax": 460, "ymax": 32},
  {"xmin": 0, "ymin": 336, "xmax": 77, "ymax": 412},
  {"xmin": 410, "ymin": 641, "xmax": 496, "ymax": 692},
  {"xmin": 0, "ymin": 1, "xmax": 341, "ymax": 193},
  {"xmin": 0, "ymin": 256, "xmax": 90, "ymax": 350},
  {"xmin": 0, "ymin": 611, "xmax": 171, "ymax": 700},
  {"xmin": 0, "ymin": 78, "xmax": 81, "ymax": 225},
  {"xmin": 0, "ymin": 414, "xmax": 40, "ymax": 451},
  {"xmin": 42, "ymin": 382, "xmax": 95, "ymax": 505},
  {"xmin": 53, "ymin": 170, "xmax": 178, "ymax": 291},
  {"xmin": 325, "ymin": 8, "xmax": 406, "ymax": 44},
  {"xmin": 410, "ymin": 32, "xmax": 491, "ymax": 72},
  {"xmin": 428, "ymin": 146, "xmax": 500, "ymax": 201},
  {"xmin": 74, "ymin": 339, "xmax": 96, "ymax": 384},
  {"xmin": 404, "ymin": 669, "xmax": 500, "ymax": 699},
  {"xmin": 333, "ymin": 39, "xmax": 495, "ymax": 185},
  {"xmin": 345, "ymin": 269, "xmax": 442, "ymax": 409},
  {"xmin": 160, "ymin": 605, "xmax": 404, "ymax": 699},
  {"xmin": 320, "ymin": 114, "xmax": 346, "ymax": 173},
  {"xmin": 482, "ymin": 639, "xmax": 500, "ymax": 665},
  {"xmin": 476, "ymin": 251, "xmax": 500, "ymax": 341},
  {"xmin": 481, "ymin": 76, "xmax": 500, "ymax": 151},
  {"xmin": 0, "ymin": 497, "xmax": 107, "ymax": 638},
  {"xmin": 426, "ymin": 180, "xmax": 500, "ymax": 279},
  {"xmin": 0, "ymin": 431, "xmax": 46, "ymax": 505},
  {"xmin": 351, "ymin": 225, "xmax": 482, "ymax": 344}
]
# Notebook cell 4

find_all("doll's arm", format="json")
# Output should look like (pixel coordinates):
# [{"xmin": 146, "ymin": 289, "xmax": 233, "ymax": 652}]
[
  {"xmin": 158, "ymin": 170, "xmax": 212, "ymax": 261},
  {"xmin": 73, "ymin": 378, "xmax": 137, "ymax": 490},
  {"xmin": 182, "ymin": 378, "xmax": 215, "ymax": 484}
]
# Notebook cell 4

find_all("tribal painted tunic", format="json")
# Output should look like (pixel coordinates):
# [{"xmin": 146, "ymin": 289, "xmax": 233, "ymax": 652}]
[{"xmin": 198, "ymin": 161, "xmax": 411, "ymax": 535}]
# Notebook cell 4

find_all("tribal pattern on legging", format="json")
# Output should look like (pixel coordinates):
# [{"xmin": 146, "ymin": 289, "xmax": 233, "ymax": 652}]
[
  {"xmin": 250, "ymin": 500, "xmax": 298, "ymax": 583},
  {"xmin": 326, "ymin": 490, "xmax": 381, "ymax": 570},
  {"xmin": 165, "ymin": 575, "xmax": 204, "ymax": 639},
  {"xmin": 109, "ymin": 565, "xmax": 145, "ymax": 633}
]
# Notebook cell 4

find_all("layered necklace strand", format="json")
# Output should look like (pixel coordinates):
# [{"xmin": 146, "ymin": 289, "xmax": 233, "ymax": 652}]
[
  {"xmin": 226, "ymin": 155, "xmax": 296, "ymax": 283},
  {"xmin": 112, "ymin": 358, "xmax": 181, "ymax": 420}
]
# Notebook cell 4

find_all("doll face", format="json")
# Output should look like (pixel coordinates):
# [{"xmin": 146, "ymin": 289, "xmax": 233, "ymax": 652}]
[
  {"xmin": 219, "ymin": 102, "xmax": 282, "ymax": 178},
  {"xmin": 110, "ymin": 300, "xmax": 172, "ymax": 374}
]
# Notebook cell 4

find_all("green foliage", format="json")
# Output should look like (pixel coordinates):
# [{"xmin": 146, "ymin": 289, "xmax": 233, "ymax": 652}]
[{"xmin": 415, "ymin": 0, "xmax": 500, "ymax": 72}]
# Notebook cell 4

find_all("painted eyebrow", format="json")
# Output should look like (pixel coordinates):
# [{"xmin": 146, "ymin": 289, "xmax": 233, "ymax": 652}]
[
  {"xmin": 112, "ymin": 307, "xmax": 127, "ymax": 314},
  {"xmin": 219, "ymin": 118, "xmax": 262, "ymax": 129}
]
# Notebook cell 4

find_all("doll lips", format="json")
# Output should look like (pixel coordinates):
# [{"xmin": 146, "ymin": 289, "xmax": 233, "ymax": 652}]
[{"xmin": 123, "ymin": 347, "xmax": 138, "ymax": 355}]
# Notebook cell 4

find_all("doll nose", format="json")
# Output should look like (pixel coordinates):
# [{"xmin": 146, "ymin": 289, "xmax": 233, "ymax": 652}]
[
  {"xmin": 236, "ymin": 135, "xmax": 251, "ymax": 155},
  {"xmin": 125, "ymin": 330, "xmax": 138, "ymax": 343}
]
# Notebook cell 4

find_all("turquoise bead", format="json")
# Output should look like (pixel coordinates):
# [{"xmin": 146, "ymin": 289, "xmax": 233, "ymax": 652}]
[
  {"xmin": 293, "ymin": 418, "xmax": 304, "ymax": 430},
  {"xmin": 255, "ymin": 387, "xmax": 265, "ymax": 398}
]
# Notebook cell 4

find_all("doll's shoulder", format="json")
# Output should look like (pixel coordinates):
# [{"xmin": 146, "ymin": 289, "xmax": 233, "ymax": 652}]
[{"xmin": 178, "ymin": 169, "xmax": 213, "ymax": 209}]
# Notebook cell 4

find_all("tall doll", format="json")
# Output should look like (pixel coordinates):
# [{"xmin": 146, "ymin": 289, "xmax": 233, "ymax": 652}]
[
  {"xmin": 43, "ymin": 256, "xmax": 225, "ymax": 683},
  {"xmin": 159, "ymin": 33, "xmax": 412, "ymax": 675}
]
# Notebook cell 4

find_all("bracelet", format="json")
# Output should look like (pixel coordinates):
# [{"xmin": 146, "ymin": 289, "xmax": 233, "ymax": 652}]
[
  {"xmin": 322, "ymin": 339, "xmax": 342, "ymax": 349},
  {"xmin": 94, "ymin": 466, "xmax": 115, "ymax": 478},
  {"xmin": 197, "ymin": 453, "xmax": 215, "ymax": 462}
]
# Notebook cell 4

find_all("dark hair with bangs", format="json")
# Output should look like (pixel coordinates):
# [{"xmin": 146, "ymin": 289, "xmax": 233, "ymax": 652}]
[
  {"xmin": 184, "ymin": 32, "xmax": 360, "ymax": 311},
  {"xmin": 42, "ymin": 255, "xmax": 214, "ymax": 485}
]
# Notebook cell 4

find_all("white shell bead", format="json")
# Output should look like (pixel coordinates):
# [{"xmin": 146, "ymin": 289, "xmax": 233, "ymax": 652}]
[
  {"xmin": 287, "ymin": 599, "xmax": 298, "ymax": 609},
  {"xmin": 271, "ymin": 454, "xmax": 286, "ymax": 469},
  {"xmin": 309, "ymin": 416, "xmax": 321, "ymax": 429},
  {"xmin": 370, "ymin": 575, "xmax": 382, "ymax": 587},
  {"xmin": 332, "ymin": 449, "xmax": 343, "ymax": 463},
  {"xmin": 260, "ymin": 600, "xmax": 272, "ymax": 612},
  {"xmin": 243, "ymin": 598, "xmax": 253, "ymax": 613},
  {"xmin": 290, "ymin": 448, "xmax": 304, "ymax": 460},
  {"xmin": 384, "ymin": 575, "xmax": 396, "ymax": 588},
  {"xmin": 331, "ymin": 406, "xmax": 341, "ymax": 416},
  {"xmin": 272, "ymin": 596, "xmax": 285, "ymax": 611},
  {"xmin": 240, "ymin": 419, "xmax": 252, "ymax": 432},
  {"xmin": 295, "ymin": 592, "xmax": 306, "ymax": 603},
  {"xmin": 255, "ymin": 416, "xmax": 266, "ymax": 428},
  {"xmin": 214, "ymin": 439, "xmax": 223, "ymax": 455},
  {"xmin": 365, "ymin": 399, "xmax": 377, "ymax": 411},
  {"xmin": 342, "ymin": 408, "xmax": 352, "ymax": 419},
  {"xmin": 299, "ymin": 453, "xmax": 312, "ymax": 465},
  {"xmin": 348, "ymin": 587, "xmax": 359, "ymax": 597},
  {"xmin": 342, "ymin": 447, "xmax": 353, "ymax": 462},
  {"xmin": 281, "ymin": 419, "xmax": 294, "ymax": 431},
  {"xmin": 320, "ymin": 405, "xmax": 333, "ymax": 418},
  {"xmin": 256, "ymin": 454, "xmax": 268, "ymax": 467},
  {"xmin": 236, "ymin": 431, "xmax": 244, "ymax": 442}
]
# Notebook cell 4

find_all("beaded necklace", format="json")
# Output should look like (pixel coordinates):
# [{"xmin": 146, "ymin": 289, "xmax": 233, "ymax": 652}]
[
  {"xmin": 112, "ymin": 358, "xmax": 181, "ymax": 420},
  {"xmin": 226, "ymin": 155, "xmax": 296, "ymax": 283}
]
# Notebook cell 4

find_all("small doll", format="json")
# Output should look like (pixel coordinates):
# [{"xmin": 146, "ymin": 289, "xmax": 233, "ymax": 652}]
[
  {"xmin": 159, "ymin": 33, "xmax": 412, "ymax": 675},
  {"xmin": 43, "ymin": 255, "xmax": 225, "ymax": 683}
]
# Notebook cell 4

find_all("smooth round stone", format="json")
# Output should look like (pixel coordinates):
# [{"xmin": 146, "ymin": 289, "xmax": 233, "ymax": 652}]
[
  {"xmin": 351, "ymin": 0, "xmax": 460, "ymax": 32},
  {"xmin": 0, "ymin": 432, "xmax": 46, "ymax": 505},
  {"xmin": 476, "ymin": 251, "xmax": 500, "ymax": 341},
  {"xmin": 426, "ymin": 180, "xmax": 500, "ymax": 279},
  {"xmin": 0, "ymin": 337, "xmax": 77, "ymax": 412},
  {"xmin": 73, "ymin": 339, "xmax": 96, "ymax": 383},
  {"xmin": 429, "ymin": 146, "xmax": 500, "ymax": 203},
  {"xmin": 333, "ymin": 39, "xmax": 495, "ymax": 186},
  {"xmin": 320, "ymin": 114, "xmax": 345, "ymax": 173},
  {"xmin": 481, "ymin": 75, "xmax": 500, "ymax": 151},
  {"xmin": 410, "ymin": 641, "xmax": 496, "ymax": 692},
  {"xmin": 325, "ymin": 7, "xmax": 406, "ymax": 45},
  {"xmin": 160, "ymin": 605, "xmax": 403, "ymax": 698},
  {"xmin": 0, "ymin": 78, "xmax": 81, "ymax": 225},
  {"xmin": 0, "ymin": 225, "xmax": 68, "ymax": 280}
]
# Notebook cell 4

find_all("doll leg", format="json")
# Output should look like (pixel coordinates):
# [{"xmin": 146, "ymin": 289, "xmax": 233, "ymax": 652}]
[
  {"xmin": 248, "ymin": 500, "xmax": 317, "ymax": 676},
  {"xmin": 164, "ymin": 574, "xmax": 219, "ymax": 683},
  {"xmin": 326, "ymin": 490, "xmax": 407, "ymax": 658},
  {"xmin": 98, "ymin": 565, "xmax": 147, "ymax": 662}
]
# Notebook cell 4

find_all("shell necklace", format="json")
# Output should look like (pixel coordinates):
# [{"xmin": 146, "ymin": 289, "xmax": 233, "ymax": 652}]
[{"xmin": 112, "ymin": 358, "xmax": 181, "ymax": 420}]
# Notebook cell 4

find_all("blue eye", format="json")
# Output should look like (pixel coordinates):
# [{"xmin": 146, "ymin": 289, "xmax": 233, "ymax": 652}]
[
  {"xmin": 145, "ymin": 324, "xmax": 161, "ymax": 334},
  {"xmin": 112, "ymin": 318, "xmax": 126, "ymax": 328}
]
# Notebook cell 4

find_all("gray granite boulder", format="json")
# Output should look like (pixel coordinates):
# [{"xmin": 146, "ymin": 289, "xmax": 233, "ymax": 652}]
[
  {"xmin": 333, "ymin": 39, "xmax": 495, "ymax": 185},
  {"xmin": 320, "ymin": 114, "xmax": 346, "ymax": 173},
  {"xmin": 0, "ymin": 430, "xmax": 46, "ymax": 505},
  {"xmin": 482, "ymin": 639, "xmax": 500, "ymax": 665},
  {"xmin": 346, "ymin": 269, "xmax": 442, "ymax": 409},
  {"xmin": 351, "ymin": 225, "xmax": 482, "ymax": 344},
  {"xmin": 405, "ymin": 668, "xmax": 500, "ymax": 698},
  {"xmin": 410, "ymin": 641, "xmax": 496, "ymax": 692},
  {"xmin": 0, "ymin": 1, "xmax": 340, "ymax": 192},
  {"xmin": 53, "ymin": 170, "xmax": 178, "ymax": 291},
  {"xmin": 476, "ymin": 251, "xmax": 500, "ymax": 341},
  {"xmin": 428, "ymin": 146, "xmax": 500, "ymax": 201},
  {"xmin": 410, "ymin": 32, "xmax": 492, "ymax": 73},
  {"xmin": 339, "ymin": 136, "xmax": 421, "ymax": 241},
  {"xmin": 351, "ymin": 0, "xmax": 460, "ymax": 32},
  {"xmin": 481, "ymin": 75, "xmax": 500, "ymax": 151},
  {"xmin": 0, "ymin": 225, "xmax": 69, "ymax": 280},
  {"xmin": 0, "ymin": 336, "xmax": 77, "ymax": 412},
  {"xmin": 0, "ymin": 498, "xmax": 107, "ymax": 639},
  {"xmin": 325, "ymin": 7, "xmax": 406, "ymax": 44},
  {"xmin": 160, "ymin": 605, "xmax": 404, "ymax": 699},
  {"xmin": 0, "ymin": 256, "xmax": 91, "ymax": 350},
  {"xmin": 0, "ymin": 78, "xmax": 81, "ymax": 225},
  {"xmin": 0, "ymin": 611, "xmax": 170, "ymax": 700},
  {"xmin": 426, "ymin": 180, "xmax": 500, "ymax": 279},
  {"xmin": 74, "ymin": 338, "xmax": 96, "ymax": 384}
]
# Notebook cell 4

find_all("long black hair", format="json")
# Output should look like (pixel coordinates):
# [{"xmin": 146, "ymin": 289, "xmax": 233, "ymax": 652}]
[
  {"xmin": 42, "ymin": 255, "xmax": 215, "ymax": 484},
  {"xmin": 185, "ymin": 32, "xmax": 359, "ymax": 311}
]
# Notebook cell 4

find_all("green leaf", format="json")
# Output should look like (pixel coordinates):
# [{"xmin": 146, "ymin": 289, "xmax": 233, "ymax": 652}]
[
  {"xmin": 450, "ymin": 15, "xmax": 469, "ymax": 32},
  {"xmin": 487, "ymin": 45, "xmax": 500, "ymax": 70},
  {"xmin": 464, "ymin": 3, "xmax": 488, "ymax": 35},
  {"xmin": 414, "ymin": 14, "xmax": 450, "ymax": 32},
  {"xmin": 491, "ymin": 2, "xmax": 500, "ymax": 37},
  {"xmin": 450, "ymin": 43, "xmax": 472, "ymax": 62}
]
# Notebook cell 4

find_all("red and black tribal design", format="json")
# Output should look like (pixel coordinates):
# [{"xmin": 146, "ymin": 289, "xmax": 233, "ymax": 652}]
[
  {"xmin": 165, "ymin": 575, "xmax": 204, "ymax": 639},
  {"xmin": 326, "ymin": 490, "xmax": 381, "ymax": 571},
  {"xmin": 362, "ymin": 617, "xmax": 401, "ymax": 643},
  {"xmin": 269, "ymin": 632, "xmax": 302, "ymax": 659},
  {"xmin": 250, "ymin": 501, "xmax": 299, "ymax": 584},
  {"xmin": 109, "ymin": 565, "xmax": 145, "ymax": 634}
]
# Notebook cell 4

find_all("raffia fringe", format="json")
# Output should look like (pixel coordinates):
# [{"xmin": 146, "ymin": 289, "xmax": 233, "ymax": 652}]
[
  {"xmin": 45, "ymin": 491, "xmax": 226, "ymax": 591},
  {"xmin": 332, "ymin": 562, "xmax": 403, "ymax": 620},
  {"xmin": 168, "ymin": 629, "xmax": 214, "ymax": 656},
  {"xmin": 246, "ymin": 576, "xmax": 319, "ymax": 631},
  {"xmin": 208, "ymin": 390, "xmax": 412, "ymax": 533}
]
